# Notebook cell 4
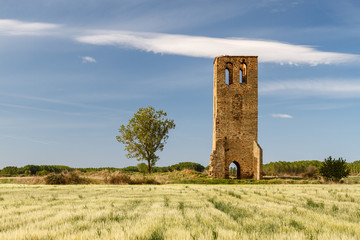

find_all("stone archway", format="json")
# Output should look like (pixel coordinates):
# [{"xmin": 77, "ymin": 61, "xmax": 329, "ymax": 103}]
[{"xmin": 229, "ymin": 161, "xmax": 241, "ymax": 179}]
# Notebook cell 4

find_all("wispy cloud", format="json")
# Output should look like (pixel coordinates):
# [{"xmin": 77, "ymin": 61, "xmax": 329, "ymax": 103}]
[
  {"xmin": 75, "ymin": 31, "xmax": 359, "ymax": 65},
  {"xmin": 0, "ymin": 19, "xmax": 60, "ymax": 36},
  {"xmin": 261, "ymin": 79, "xmax": 360, "ymax": 97},
  {"xmin": 272, "ymin": 114, "xmax": 293, "ymax": 119},
  {"xmin": 0, "ymin": 92, "xmax": 114, "ymax": 111},
  {"xmin": 0, "ymin": 92, "xmax": 139, "ymax": 118},
  {"xmin": 0, "ymin": 92, "xmax": 147, "ymax": 108},
  {"xmin": 81, "ymin": 56, "xmax": 96, "ymax": 63},
  {"xmin": 1, "ymin": 19, "xmax": 358, "ymax": 66},
  {"xmin": 0, "ymin": 103, "xmax": 93, "ymax": 116}
]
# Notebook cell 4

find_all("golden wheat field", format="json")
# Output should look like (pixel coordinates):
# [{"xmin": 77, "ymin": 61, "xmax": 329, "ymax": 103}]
[{"xmin": 0, "ymin": 184, "xmax": 360, "ymax": 240}]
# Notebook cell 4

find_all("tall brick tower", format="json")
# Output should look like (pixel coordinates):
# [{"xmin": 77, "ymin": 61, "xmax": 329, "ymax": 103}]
[{"xmin": 209, "ymin": 56, "xmax": 262, "ymax": 179}]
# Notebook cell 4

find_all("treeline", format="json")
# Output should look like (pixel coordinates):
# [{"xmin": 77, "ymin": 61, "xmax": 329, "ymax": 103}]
[
  {"xmin": 349, "ymin": 160, "xmax": 360, "ymax": 174},
  {"xmin": 0, "ymin": 162, "xmax": 206, "ymax": 177},
  {"xmin": 122, "ymin": 162, "xmax": 205, "ymax": 173},
  {"xmin": 2, "ymin": 160, "xmax": 360, "ymax": 177},
  {"xmin": 0, "ymin": 165, "xmax": 73, "ymax": 177},
  {"xmin": 263, "ymin": 160, "xmax": 322, "ymax": 176},
  {"xmin": 263, "ymin": 160, "xmax": 360, "ymax": 176}
]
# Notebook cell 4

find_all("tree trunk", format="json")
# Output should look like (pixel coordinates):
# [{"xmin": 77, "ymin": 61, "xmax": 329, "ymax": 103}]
[{"xmin": 147, "ymin": 159, "xmax": 151, "ymax": 174}]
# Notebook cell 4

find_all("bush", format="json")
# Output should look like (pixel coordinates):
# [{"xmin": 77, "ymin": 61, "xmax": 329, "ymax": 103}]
[
  {"xmin": 45, "ymin": 174, "xmax": 67, "ymax": 184},
  {"xmin": 170, "ymin": 162, "xmax": 205, "ymax": 172},
  {"xmin": 137, "ymin": 163, "xmax": 148, "ymax": 174},
  {"xmin": 104, "ymin": 171, "xmax": 160, "ymax": 185},
  {"xmin": 105, "ymin": 172, "xmax": 132, "ymax": 184},
  {"xmin": 36, "ymin": 170, "xmax": 48, "ymax": 176},
  {"xmin": 302, "ymin": 166, "xmax": 318, "ymax": 179},
  {"xmin": 319, "ymin": 156, "xmax": 350, "ymax": 182},
  {"xmin": 152, "ymin": 166, "xmax": 172, "ymax": 173},
  {"xmin": 44, "ymin": 172, "xmax": 89, "ymax": 185},
  {"xmin": 66, "ymin": 172, "xmax": 83, "ymax": 184},
  {"xmin": 144, "ymin": 177, "xmax": 159, "ymax": 184}
]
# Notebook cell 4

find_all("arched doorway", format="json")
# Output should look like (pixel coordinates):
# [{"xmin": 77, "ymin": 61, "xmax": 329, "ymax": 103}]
[{"xmin": 229, "ymin": 161, "xmax": 241, "ymax": 179}]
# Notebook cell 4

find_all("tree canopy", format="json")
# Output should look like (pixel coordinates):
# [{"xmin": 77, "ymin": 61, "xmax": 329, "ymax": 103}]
[
  {"xmin": 319, "ymin": 156, "xmax": 350, "ymax": 182},
  {"xmin": 116, "ymin": 106, "xmax": 175, "ymax": 173}
]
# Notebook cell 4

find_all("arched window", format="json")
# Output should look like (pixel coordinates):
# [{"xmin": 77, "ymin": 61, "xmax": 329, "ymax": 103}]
[
  {"xmin": 239, "ymin": 69, "xmax": 243, "ymax": 83},
  {"xmin": 225, "ymin": 68, "xmax": 230, "ymax": 85},
  {"xmin": 225, "ymin": 62, "xmax": 233, "ymax": 85},
  {"xmin": 240, "ymin": 60, "xmax": 247, "ymax": 84}
]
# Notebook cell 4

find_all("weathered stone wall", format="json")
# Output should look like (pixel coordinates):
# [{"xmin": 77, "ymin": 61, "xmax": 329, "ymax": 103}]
[{"xmin": 209, "ymin": 56, "xmax": 262, "ymax": 179}]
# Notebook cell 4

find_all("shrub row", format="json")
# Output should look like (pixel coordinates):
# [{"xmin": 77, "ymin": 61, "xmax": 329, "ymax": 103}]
[
  {"xmin": 104, "ymin": 171, "xmax": 159, "ymax": 185},
  {"xmin": 263, "ymin": 160, "xmax": 360, "ymax": 177},
  {"xmin": 0, "ymin": 162, "xmax": 206, "ymax": 177},
  {"xmin": 0, "ymin": 165, "xmax": 72, "ymax": 177},
  {"xmin": 43, "ymin": 171, "xmax": 160, "ymax": 185},
  {"xmin": 121, "ymin": 162, "xmax": 205, "ymax": 173},
  {"xmin": 44, "ymin": 172, "xmax": 90, "ymax": 185},
  {"xmin": 263, "ymin": 160, "xmax": 322, "ymax": 176},
  {"xmin": 3, "ymin": 160, "xmax": 360, "ymax": 178}
]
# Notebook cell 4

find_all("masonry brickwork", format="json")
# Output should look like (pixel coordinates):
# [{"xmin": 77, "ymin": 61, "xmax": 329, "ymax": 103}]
[{"xmin": 209, "ymin": 56, "xmax": 263, "ymax": 179}]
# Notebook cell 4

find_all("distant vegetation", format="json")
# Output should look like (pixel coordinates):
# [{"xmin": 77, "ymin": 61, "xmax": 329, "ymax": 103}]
[
  {"xmin": 1, "ymin": 160, "xmax": 359, "ymax": 185},
  {"xmin": 0, "ymin": 165, "xmax": 73, "ymax": 177},
  {"xmin": 263, "ymin": 160, "xmax": 322, "ymax": 177},
  {"xmin": 0, "ymin": 162, "xmax": 206, "ymax": 177},
  {"xmin": 263, "ymin": 160, "xmax": 360, "ymax": 177}
]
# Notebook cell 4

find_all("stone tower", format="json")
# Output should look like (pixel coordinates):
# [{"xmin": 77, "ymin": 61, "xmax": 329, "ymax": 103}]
[{"xmin": 209, "ymin": 56, "xmax": 262, "ymax": 179}]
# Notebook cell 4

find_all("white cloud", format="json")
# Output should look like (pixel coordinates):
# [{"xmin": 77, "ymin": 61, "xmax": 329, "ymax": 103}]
[
  {"xmin": 1, "ymin": 19, "xmax": 358, "ymax": 66},
  {"xmin": 0, "ymin": 92, "xmax": 139, "ymax": 113},
  {"xmin": 0, "ymin": 92, "xmax": 110, "ymax": 111},
  {"xmin": 271, "ymin": 114, "xmax": 293, "ymax": 119},
  {"xmin": 0, "ymin": 19, "xmax": 60, "ymax": 36},
  {"xmin": 75, "ymin": 31, "xmax": 359, "ymax": 65},
  {"xmin": 81, "ymin": 56, "xmax": 96, "ymax": 63},
  {"xmin": 261, "ymin": 79, "xmax": 360, "ymax": 97}
]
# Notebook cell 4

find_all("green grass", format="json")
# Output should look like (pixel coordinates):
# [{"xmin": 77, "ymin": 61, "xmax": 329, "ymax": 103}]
[
  {"xmin": 343, "ymin": 176, "xmax": 360, "ymax": 182},
  {"xmin": 0, "ymin": 184, "xmax": 360, "ymax": 239},
  {"xmin": 0, "ymin": 178, "xmax": 15, "ymax": 183}
]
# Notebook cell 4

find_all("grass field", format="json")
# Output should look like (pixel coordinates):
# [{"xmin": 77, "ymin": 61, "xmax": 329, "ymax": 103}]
[{"xmin": 1, "ymin": 184, "xmax": 360, "ymax": 239}]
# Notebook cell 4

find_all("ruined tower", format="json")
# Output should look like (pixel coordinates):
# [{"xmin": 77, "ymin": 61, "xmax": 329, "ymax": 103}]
[{"xmin": 209, "ymin": 56, "xmax": 262, "ymax": 179}]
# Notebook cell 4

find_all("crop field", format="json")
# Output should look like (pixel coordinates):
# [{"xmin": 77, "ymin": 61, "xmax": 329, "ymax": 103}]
[{"xmin": 0, "ymin": 185, "xmax": 360, "ymax": 240}]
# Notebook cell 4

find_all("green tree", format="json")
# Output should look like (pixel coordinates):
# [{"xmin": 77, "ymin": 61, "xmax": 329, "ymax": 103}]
[
  {"xmin": 170, "ymin": 162, "xmax": 205, "ymax": 172},
  {"xmin": 319, "ymin": 156, "xmax": 350, "ymax": 182},
  {"xmin": 0, "ymin": 166, "xmax": 19, "ymax": 177},
  {"xmin": 23, "ymin": 165, "xmax": 41, "ymax": 175},
  {"xmin": 137, "ymin": 163, "xmax": 148, "ymax": 174},
  {"xmin": 116, "ymin": 106, "xmax": 175, "ymax": 173}
]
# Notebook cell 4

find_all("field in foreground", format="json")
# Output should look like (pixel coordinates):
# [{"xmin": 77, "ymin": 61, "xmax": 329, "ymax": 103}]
[{"xmin": 0, "ymin": 185, "xmax": 360, "ymax": 240}]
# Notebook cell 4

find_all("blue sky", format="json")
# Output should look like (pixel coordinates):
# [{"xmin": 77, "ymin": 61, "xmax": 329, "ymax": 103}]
[{"xmin": 1, "ymin": 0, "xmax": 360, "ymax": 168}]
